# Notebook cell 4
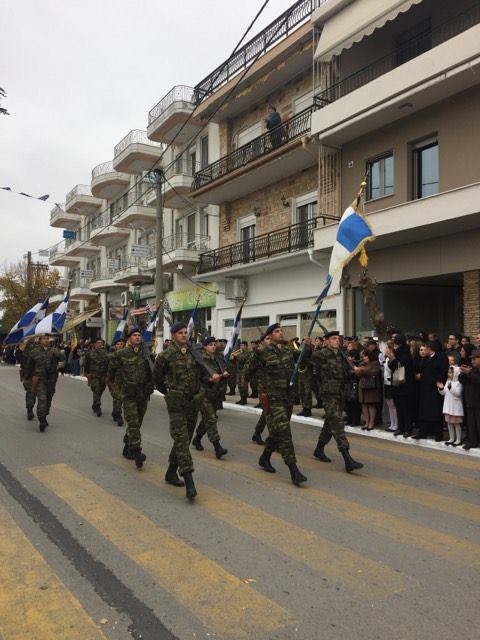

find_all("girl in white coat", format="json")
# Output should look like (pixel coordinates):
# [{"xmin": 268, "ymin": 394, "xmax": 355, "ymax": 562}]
[{"xmin": 437, "ymin": 366, "xmax": 464, "ymax": 446}]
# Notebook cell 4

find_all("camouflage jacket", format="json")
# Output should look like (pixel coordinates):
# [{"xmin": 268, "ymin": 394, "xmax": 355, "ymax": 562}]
[
  {"xmin": 108, "ymin": 343, "xmax": 153, "ymax": 397},
  {"xmin": 312, "ymin": 346, "xmax": 351, "ymax": 396},
  {"xmin": 244, "ymin": 343, "xmax": 295, "ymax": 398},
  {"xmin": 20, "ymin": 342, "xmax": 40, "ymax": 380},
  {"xmin": 235, "ymin": 350, "xmax": 250, "ymax": 373},
  {"xmin": 84, "ymin": 348, "xmax": 110, "ymax": 377},
  {"xmin": 24, "ymin": 346, "xmax": 60, "ymax": 381},
  {"xmin": 201, "ymin": 349, "xmax": 227, "ymax": 400},
  {"xmin": 154, "ymin": 342, "xmax": 209, "ymax": 395}
]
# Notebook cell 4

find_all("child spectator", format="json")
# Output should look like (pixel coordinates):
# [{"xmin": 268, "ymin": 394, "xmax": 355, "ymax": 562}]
[{"xmin": 437, "ymin": 366, "xmax": 463, "ymax": 446}]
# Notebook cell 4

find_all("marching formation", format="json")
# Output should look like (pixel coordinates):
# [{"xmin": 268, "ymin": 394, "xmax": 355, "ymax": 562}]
[{"xmin": 16, "ymin": 320, "xmax": 365, "ymax": 501}]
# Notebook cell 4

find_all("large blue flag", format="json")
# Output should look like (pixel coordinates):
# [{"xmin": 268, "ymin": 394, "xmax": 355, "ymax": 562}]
[
  {"xmin": 24, "ymin": 287, "xmax": 70, "ymax": 336},
  {"xmin": 5, "ymin": 297, "xmax": 50, "ymax": 344},
  {"xmin": 112, "ymin": 308, "xmax": 128, "ymax": 344},
  {"xmin": 143, "ymin": 309, "xmax": 158, "ymax": 344}
]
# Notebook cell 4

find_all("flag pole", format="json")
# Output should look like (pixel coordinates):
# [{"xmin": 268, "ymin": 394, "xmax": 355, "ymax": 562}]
[{"xmin": 289, "ymin": 302, "xmax": 323, "ymax": 387}]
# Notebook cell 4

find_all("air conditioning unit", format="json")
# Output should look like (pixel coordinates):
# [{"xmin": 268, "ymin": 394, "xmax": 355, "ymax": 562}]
[
  {"xmin": 224, "ymin": 278, "xmax": 247, "ymax": 300},
  {"xmin": 120, "ymin": 291, "xmax": 133, "ymax": 306}
]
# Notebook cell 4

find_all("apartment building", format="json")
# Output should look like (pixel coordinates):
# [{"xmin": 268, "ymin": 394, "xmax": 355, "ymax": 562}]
[
  {"xmin": 310, "ymin": 0, "xmax": 480, "ymax": 337},
  {"xmin": 178, "ymin": 0, "xmax": 336, "ymax": 341}
]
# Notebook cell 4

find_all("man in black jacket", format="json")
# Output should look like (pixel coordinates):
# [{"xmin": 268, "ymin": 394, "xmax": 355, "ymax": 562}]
[
  {"xmin": 459, "ymin": 349, "xmax": 480, "ymax": 449},
  {"xmin": 387, "ymin": 334, "xmax": 415, "ymax": 437},
  {"xmin": 415, "ymin": 341, "xmax": 449, "ymax": 440}
]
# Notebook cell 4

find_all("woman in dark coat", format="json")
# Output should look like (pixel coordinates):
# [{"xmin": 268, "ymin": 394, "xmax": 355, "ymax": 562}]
[
  {"xmin": 387, "ymin": 334, "xmax": 415, "ymax": 437},
  {"xmin": 354, "ymin": 351, "xmax": 381, "ymax": 430},
  {"xmin": 415, "ymin": 341, "xmax": 449, "ymax": 440}
]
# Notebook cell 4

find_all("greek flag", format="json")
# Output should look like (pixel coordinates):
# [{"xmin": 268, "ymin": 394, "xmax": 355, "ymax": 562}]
[
  {"xmin": 186, "ymin": 302, "xmax": 199, "ymax": 342},
  {"xmin": 24, "ymin": 288, "xmax": 70, "ymax": 337},
  {"xmin": 112, "ymin": 308, "xmax": 128, "ymax": 344},
  {"xmin": 163, "ymin": 297, "xmax": 173, "ymax": 326},
  {"xmin": 143, "ymin": 309, "xmax": 158, "ymax": 344},
  {"xmin": 315, "ymin": 201, "xmax": 374, "ymax": 305},
  {"xmin": 224, "ymin": 302, "xmax": 244, "ymax": 366},
  {"xmin": 5, "ymin": 297, "xmax": 50, "ymax": 345}
]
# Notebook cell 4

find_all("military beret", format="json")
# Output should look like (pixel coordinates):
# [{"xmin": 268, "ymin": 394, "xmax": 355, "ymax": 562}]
[
  {"xmin": 203, "ymin": 336, "xmax": 216, "ymax": 346},
  {"xmin": 170, "ymin": 322, "xmax": 187, "ymax": 334},
  {"xmin": 113, "ymin": 337, "xmax": 125, "ymax": 345},
  {"xmin": 324, "ymin": 330, "xmax": 340, "ymax": 339},
  {"xmin": 471, "ymin": 349, "xmax": 480, "ymax": 358},
  {"xmin": 127, "ymin": 326, "xmax": 141, "ymax": 338},
  {"xmin": 263, "ymin": 323, "xmax": 280, "ymax": 338}
]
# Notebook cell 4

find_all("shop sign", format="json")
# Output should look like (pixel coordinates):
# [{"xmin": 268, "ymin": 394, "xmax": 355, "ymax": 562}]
[
  {"xmin": 86, "ymin": 317, "xmax": 104, "ymax": 327},
  {"xmin": 166, "ymin": 283, "xmax": 216, "ymax": 312},
  {"xmin": 131, "ymin": 244, "xmax": 149, "ymax": 257},
  {"xmin": 107, "ymin": 259, "xmax": 119, "ymax": 270},
  {"xmin": 80, "ymin": 269, "xmax": 94, "ymax": 280}
]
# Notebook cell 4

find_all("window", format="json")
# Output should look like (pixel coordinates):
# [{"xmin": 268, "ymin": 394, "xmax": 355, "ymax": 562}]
[
  {"xmin": 236, "ymin": 122, "xmax": 263, "ymax": 148},
  {"xmin": 296, "ymin": 199, "xmax": 318, "ymax": 224},
  {"xmin": 200, "ymin": 136, "xmax": 209, "ymax": 169},
  {"xmin": 239, "ymin": 215, "xmax": 256, "ymax": 263},
  {"xmin": 200, "ymin": 207, "xmax": 209, "ymax": 238},
  {"xmin": 413, "ymin": 139, "xmax": 438, "ymax": 199},
  {"xmin": 189, "ymin": 149, "xmax": 197, "ymax": 175},
  {"xmin": 293, "ymin": 90, "xmax": 313, "ymax": 114},
  {"xmin": 187, "ymin": 214, "xmax": 196, "ymax": 246},
  {"xmin": 366, "ymin": 154, "xmax": 394, "ymax": 201}
]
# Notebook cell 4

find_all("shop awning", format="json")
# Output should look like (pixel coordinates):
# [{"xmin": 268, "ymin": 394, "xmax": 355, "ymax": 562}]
[
  {"xmin": 63, "ymin": 307, "xmax": 102, "ymax": 332},
  {"xmin": 315, "ymin": 0, "xmax": 424, "ymax": 62}
]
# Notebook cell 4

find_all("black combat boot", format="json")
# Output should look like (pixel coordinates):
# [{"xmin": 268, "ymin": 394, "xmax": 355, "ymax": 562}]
[
  {"xmin": 116, "ymin": 415, "xmax": 124, "ymax": 427},
  {"xmin": 236, "ymin": 398, "xmax": 247, "ymax": 405},
  {"xmin": 341, "ymin": 449, "xmax": 364, "ymax": 473},
  {"xmin": 183, "ymin": 471, "xmax": 197, "ymax": 500},
  {"xmin": 39, "ymin": 419, "xmax": 48, "ymax": 432},
  {"xmin": 130, "ymin": 447, "xmax": 146, "ymax": 469},
  {"xmin": 122, "ymin": 443, "xmax": 129, "ymax": 458},
  {"xmin": 288, "ymin": 462, "xmax": 308, "ymax": 485},
  {"xmin": 226, "ymin": 389, "xmax": 236, "ymax": 396},
  {"xmin": 313, "ymin": 442, "xmax": 331, "ymax": 462},
  {"xmin": 213, "ymin": 440, "xmax": 228, "ymax": 459},
  {"xmin": 251, "ymin": 432, "xmax": 265, "ymax": 445},
  {"xmin": 27, "ymin": 407, "xmax": 34, "ymax": 421},
  {"xmin": 165, "ymin": 463, "xmax": 185, "ymax": 487},
  {"xmin": 258, "ymin": 449, "xmax": 276, "ymax": 473},
  {"xmin": 192, "ymin": 434, "xmax": 204, "ymax": 451}
]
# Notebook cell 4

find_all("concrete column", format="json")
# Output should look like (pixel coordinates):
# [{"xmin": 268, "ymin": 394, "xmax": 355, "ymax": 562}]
[{"xmin": 463, "ymin": 270, "xmax": 480, "ymax": 336}]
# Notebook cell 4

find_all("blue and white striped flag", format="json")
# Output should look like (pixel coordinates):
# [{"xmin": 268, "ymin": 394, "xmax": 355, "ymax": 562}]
[
  {"xmin": 224, "ymin": 302, "xmax": 244, "ymax": 366},
  {"xmin": 24, "ymin": 287, "xmax": 70, "ymax": 337},
  {"xmin": 186, "ymin": 302, "xmax": 199, "ymax": 342},
  {"xmin": 315, "ymin": 200, "xmax": 374, "ymax": 305},
  {"xmin": 163, "ymin": 297, "xmax": 173, "ymax": 326},
  {"xmin": 143, "ymin": 309, "xmax": 158, "ymax": 344},
  {"xmin": 145, "ymin": 303, "xmax": 153, "ymax": 317},
  {"xmin": 5, "ymin": 297, "xmax": 50, "ymax": 344},
  {"xmin": 112, "ymin": 308, "xmax": 128, "ymax": 344}
]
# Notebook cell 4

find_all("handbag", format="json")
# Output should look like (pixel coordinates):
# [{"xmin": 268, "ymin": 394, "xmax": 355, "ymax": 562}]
[
  {"xmin": 359, "ymin": 375, "xmax": 377, "ymax": 390},
  {"xmin": 392, "ymin": 364, "xmax": 406, "ymax": 386}
]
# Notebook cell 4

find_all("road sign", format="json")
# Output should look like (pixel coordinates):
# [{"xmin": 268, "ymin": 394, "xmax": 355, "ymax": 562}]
[
  {"xmin": 131, "ymin": 244, "xmax": 149, "ymax": 257},
  {"xmin": 107, "ymin": 259, "xmax": 119, "ymax": 270},
  {"xmin": 63, "ymin": 230, "xmax": 75, "ymax": 239},
  {"xmin": 80, "ymin": 269, "xmax": 94, "ymax": 279}
]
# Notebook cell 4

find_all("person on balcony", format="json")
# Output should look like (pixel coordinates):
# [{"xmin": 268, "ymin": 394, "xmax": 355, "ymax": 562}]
[{"xmin": 265, "ymin": 105, "xmax": 283, "ymax": 149}]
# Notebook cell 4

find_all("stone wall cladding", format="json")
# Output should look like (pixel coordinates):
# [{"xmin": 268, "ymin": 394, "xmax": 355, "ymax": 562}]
[{"xmin": 463, "ymin": 270, "xmax": 480, "ymax": 336}]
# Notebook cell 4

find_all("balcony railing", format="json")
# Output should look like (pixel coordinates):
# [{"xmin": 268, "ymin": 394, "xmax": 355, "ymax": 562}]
[
  {"xmin": 114, "ymin": 129, "xmax": 165, "ymax": 158},
  {"xmin": 49, "ymin": 242, "xmax": 67, "ymax": 259},
  {"xmin": 49, "ymin": 204, "xmax": 66, "ymax": 222},
  {"xmin": 91, "ymin": 213, "xmax": 109, "ymax": 230},
  {"xmin": 164, "ymin": 156, "xmax": 201, "ymax": 180},
  {"xmin": 314, "ymin": 3, "xmax": 480, "ymax": 109},
  {"xmin": 65, "ymin": 184, "xmax": 92, "ymax": 205},
  {"xmin": 199, "ymin": 218, "xmax": 322, "ymax": 273},
  {"xmin": 192, "ymin": 107, "xmax": 313, "ymax": 190},
  {"xmin": 92, "ymin": 161, "xmax": 114, "ymax": 180},
  {"xmin": 148, "ymin": 85, "xmax": 195, "ymax": 125},
  {"xmin": 115, "ymin": 256, "xmax": 149, "ymax": 271},
  {"xmin": 147, "ymin": 233, "xmax": 210, "ymax": 259},
  {"xmin": 193, "ymin": 0, "xmax": 328, "ymax": 104}
]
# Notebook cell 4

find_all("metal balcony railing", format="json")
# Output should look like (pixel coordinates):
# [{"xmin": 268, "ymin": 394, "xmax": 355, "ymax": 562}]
[
  {"xmin": 115, "ymin": 256, "xmax": 149, "ymax": 272},
  {"xmin": 91, "ymin": 161, "xmax": 115, "ymax": 180},
  {"xmin": 113, "ymin": 129, "xmax": 165, "ymax": 158},
  {"xmin": 65, "ymin": 184, "xmax": 93, "ymax": 205},
  {"xmin": 164, "ymin": 156, "xmax": 201, "ymax": 181},
  {"xmin": 91, "ymin": 213, "xmax": 109, "ymax": 230},
  {"xmin": 192, "ymin": 107, "xmax": 313, "ymax": 190},
  {"xmin": 49, "ymin": 204, "xmax": 67, "ymax": 222},
  {"xmin": 49, "ymin": 242, "xmax": 66, "ymax": 259},
  {"xmin": 314, "ymin": 3, "xmax": 480, "ymax": 109},
  {"xmin": 198, "ymin": 218, "xmax": 330, "ymax": 273},
  {"xmin": 147, "ymin": 233, "xmax": 210, "ymax": 259},
  {"xmin": 148, "ymin": 85, "xmax": 195, "ymax": 125},
  {"xmin": 193, "ymin": 0, "xmax": 329, "ymax": 104}
]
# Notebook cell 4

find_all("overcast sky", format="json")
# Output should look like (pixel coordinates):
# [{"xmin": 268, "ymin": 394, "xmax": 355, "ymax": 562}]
[{"xmin": 0, "ymin": 0, "xmax": 295, "ymax": 265}]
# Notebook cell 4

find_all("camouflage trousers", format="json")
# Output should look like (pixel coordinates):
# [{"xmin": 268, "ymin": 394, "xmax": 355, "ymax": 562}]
[
  {"xmin": 167, "ymin": 405, "xmax": 199, "ymax": 475},
  {"xmin": 123, "ymin": 395, "xmax": 149, "ymax": 449},
  {"xmin": 36, "ymin": 380, "xmax": 56, "ymax": 421},
  {"xmin": 90, "ymin": 376, "xmax": 106, "ymax": 409},
  {"xmin": 23, "ymin": 379, "xmax": 36, "ymax": 410},
  {"xmin": 317, "ymin": 396, "xmax": 349, "ymax": 451},
  {"xmin": 238, "ymin": 375, "xmax": 248, "ymax": 402},
  {"xmin": 298, "ymin": 372, "xmax": 313, "ymax": 409},
  {"xmin": 109, "ymin": 384, "xmax": 123, "ymax": 417},
  {"xmin": 264, "ymin": 400, "xmax": 297, "ymax": 465},
  {"xmin": 254, "ymin": 410, "xmax": 267, "ymax": 436},
  {"xmin": 195, "ymin": 396, "xmax": 220, "ymax": 442}
]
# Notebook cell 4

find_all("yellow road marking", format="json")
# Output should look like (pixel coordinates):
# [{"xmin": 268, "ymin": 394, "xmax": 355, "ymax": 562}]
[
  {"xmin": 0, "ymin": 504, "xmax": 106, "ymax": 640},
  {"xmin": 30, "ymin": 464, "xmax": 293, "ymax": 639},
  {"xmin": 194, "ymin": 455, "xmax": 480, "ymax": 566},
  {"xmin": 111, "ymin": 458, "xmax": 405, "ymax": 600}
]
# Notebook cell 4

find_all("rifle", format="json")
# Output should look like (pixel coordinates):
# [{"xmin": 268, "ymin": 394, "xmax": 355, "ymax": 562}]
[
  {"xmin": 188, "ymin": 342, "xmax": 218, "ymax": 378},
  {"xmin": 141, "ymin": 340, "xmax": 155, "ymax": 374}
]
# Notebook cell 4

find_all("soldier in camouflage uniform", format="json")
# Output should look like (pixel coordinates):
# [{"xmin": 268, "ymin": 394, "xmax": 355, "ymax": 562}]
[
  {"xmin": 248, "ymin": 341, "xmax": 259, "ymax": 398},
  {"xmin": 19, "ymin": 338, "xmax": 39, "ymax": 421},
  {"xmin": 24, "ymin": 334, "xmax": 60, "ymax": 432},
  {"xmin": 108, "ymin": 327, "xmax": 153, "ymax": 469},
  {"xmin": 108, "ymin": 338, "xmax": 125, "ymax": 426},
  {"xmin": 244, "ymin": 323, "xmax": 308, "ymax": 485},
  {"xmin": 192, "ymin": 337, "xmax": 228, "ymax": 458},
  {"xmin": 154, "ymin": 322, "xmax": 221, "ymax": 500},
  {"xmin": 297, "ymin": 338, "xmax": 314, "ymax": 417},
  {"xmin": 235, "ymin": 341, "xmax": 250, "ymax": 405},
  {"xmin": 312, "ymin": 331, "xmax": 363, "ymax": 473},
  {"xmin": 226, "ymin": 349, "xmax": 237, "ymax": 395},
  {"xmin": 84, "ymin": 338, "xmax": 110, "ymax": 417},
  {"xmin": 251, "ymin": 333, "xmax": 273, "ymax": 445}
]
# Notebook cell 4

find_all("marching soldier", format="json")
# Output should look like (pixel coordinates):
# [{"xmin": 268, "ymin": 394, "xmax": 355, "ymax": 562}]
[
  {"xmin": 235, "ymin": 341, "xmax": 250, "ymax": 405},
  {"xmin": 84, "ymin": 338, "xmax": 109, "ymax": 417},
  {"xmin": 226, "ymin": 347, "xmax": 238, "ymax": 396},
  {"xmin": 24, "ymin": 334, "xmax": 60, "ymax": 432},
  {"xmin": 248, "ymin": 341, "xmax": 259, "ymax": 399},
  {"xmin": 244, "ymin": 323, "xmax": 308, "ymax": 486},
  {"xmin": 312, "ymin": 331, "xmax": 364, "ymax": 473},
  {"xmin": 251, "ymin": 332, "xmax": 273, "ymax": 445},
  {"xmin": 108, "ymin": 338, "xmax": 125, "ymax": 426},
  {"xmin": 19, "ymin": 337, "xmax": 39, "ymax": 420},
  {"xmin": 107, "ymin": 327, "xmax": 153, "ymax": 468},
  {"xmin": 297, "ymin": 338, "xmax": 314, "ymax": 417},
  {"xmin": 192, "ymin": 337, "xmax": 229, "ymax": 458},
  {"xmin": 154, "ymin": 322, "xmax": 221, "ymax": 500}
]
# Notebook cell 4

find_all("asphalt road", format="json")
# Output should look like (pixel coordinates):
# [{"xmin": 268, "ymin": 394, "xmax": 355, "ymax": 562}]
[{"xmin": 0, "ymin": 365, "xmax": 479, "ymax": 640}]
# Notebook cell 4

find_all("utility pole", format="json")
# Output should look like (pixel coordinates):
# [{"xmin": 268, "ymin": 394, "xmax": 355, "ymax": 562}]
[
  {"xmin": 25, "ymin": 251, "xmax": 32, "ymax": 299},
  {"xmin": 154, "ymin": 169, "xmax": 165, "ymax": 351}
]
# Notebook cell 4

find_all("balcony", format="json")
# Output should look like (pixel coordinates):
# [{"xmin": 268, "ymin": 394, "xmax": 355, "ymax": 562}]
[
  {"xmin": 65, "ymin": 184, "xmax": 103, "ymax": 215},
  {"xmin": 191, "ymin": 108, "xmax": 315, "ymax": 204},
  {"xmin": 147, "ymin": 233, "xmax": 210, "ymax": 272},
  {"xmin": 112, "ymin": 129, "xmax": 165, "ymax": 174},
  {"xmin": 64, "ymin": 237, "xmax": 101, "ymax": 258},
  {"xmin": 49, "ymin": 204, "xmax": 82, "ymax": 230},
  {"xmin": 89, "ymin": 270, "xmax": 126, "ymax": 294},
  {"xmin": 198, "ymin": 218, "xmax": 322, "ymax": 276},
  {"xmin": 48, "ymin": 241, "xmax": 81, "ymax": 267},
  {"xmin": 91, "ymin": 161, "xmax": 130, "ymax": 199},
  {"xmin": 70, "ymin": 275, "xmax": 98, "ymax": 302},
  {"xmin": 89, "ymin": 213, "xmax": 130, "ymax": 247},
  {"xmin": 147, "ymin": 85, "xmax": 203, "ymax": 145},
  {"xmin": 312, "ymin": 4, "xmax": 480, "ymax": 144},
  {"xmin": 113, "ymin": 256, "xmax": 153, "ymax": 285},
  {"xmin": 112, "ymin": 193, "xmax": 156, "ymax": 228},
  {"xmin": 163, "ymin": 157, "xmax": 199, "ymax": 208}
]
